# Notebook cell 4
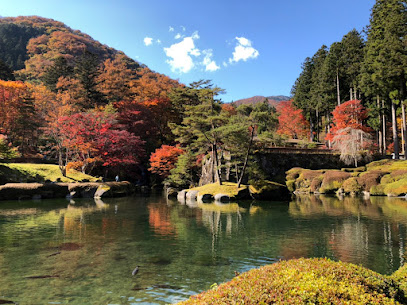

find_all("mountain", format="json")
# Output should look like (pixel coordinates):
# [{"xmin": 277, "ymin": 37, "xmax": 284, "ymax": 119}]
[
  {"xmin": 0, "ymin": 16, "xmax": 145, "ymax": 78},
  {"xmin": 233, "ymin": 95, "xmax": 291, "ymax": 107}
]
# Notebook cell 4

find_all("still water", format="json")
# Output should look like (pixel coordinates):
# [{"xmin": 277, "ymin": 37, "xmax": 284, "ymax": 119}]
[{"xmin": 0, "ymin": 194, "xmax": 407, "ymax": 304}]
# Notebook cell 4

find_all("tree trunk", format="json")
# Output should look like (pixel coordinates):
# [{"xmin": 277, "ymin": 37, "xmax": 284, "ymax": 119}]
[
  {"xmin": 350, "ymin": 87, "xmax": 353, "ymax": 101},
  {"xmin": 377, "ymin": 96, "xmax": 382, "ymax": 154},
  {"xmin": 237, "ymin": 126, "xmax": 255, "ymax": 188},
  {"xmin": 309, "ymin": 116, "xmax": 314, "ymax": 142},
  {"xmin": 316, "ymin": 108, "xmax": 319, "ymax": 142},
  {"xmin": 402, "ymin": 102, "xmax": 407, "ymax": 159},
  {"xmin": 391, "ymin": 100, "xmax": 400, "ymax": 159},
  {"xmin": 382, "ymin": 100, "xmax": 387, "ymax": 155},
  {"xmin": 213, "ymin": 143, "xmax": 222, "ymax": 185},
  {"xmin": 336, "ymin": 69, "xmax": 341, "ymax": 106}
]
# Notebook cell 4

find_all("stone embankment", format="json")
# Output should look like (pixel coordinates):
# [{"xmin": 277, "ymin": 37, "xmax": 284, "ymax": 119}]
[{"xmin": 0, "ymin": 181, "xmax": 135, "ymax": 201}]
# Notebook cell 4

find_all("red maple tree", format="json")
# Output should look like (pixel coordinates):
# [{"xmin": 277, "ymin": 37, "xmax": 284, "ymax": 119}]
[
  {"xmin": 277, "ymin": 100, "xmax": 309, "ymax": 139},
  {"xmin": 149, "ymin": 145, "xmax": 184, "ymax": 178}
]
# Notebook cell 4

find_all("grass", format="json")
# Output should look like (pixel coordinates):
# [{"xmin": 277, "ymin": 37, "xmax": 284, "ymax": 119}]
[
  {"xmin": 0, "ymin": 163, "xmax": 99, "ymax": 184},
  {"xmin": 177, "ymin": 258, "xmax": 405, "ymax": 304}
]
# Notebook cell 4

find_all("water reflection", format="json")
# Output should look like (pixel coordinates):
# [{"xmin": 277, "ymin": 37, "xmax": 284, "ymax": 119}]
[{"xmin": 0, "ymin": 195, "xmax": 406, "ymax": 304}]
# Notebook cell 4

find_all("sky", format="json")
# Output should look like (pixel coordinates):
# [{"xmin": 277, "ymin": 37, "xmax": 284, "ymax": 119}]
[{"xmin": 0, "ymin": 0, "xmax": 376, "ymax": 103}]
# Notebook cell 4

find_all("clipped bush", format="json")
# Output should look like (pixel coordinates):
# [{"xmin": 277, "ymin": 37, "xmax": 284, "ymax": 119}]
[
  {"xmin": 310, "ymin": 177, "xmax": 323, "ymax": 193},
  {"xmin": 358, "ymin": 170, "xmax": 388, "ymax": 192},
  {"xmin": 370, "ymin": 184, "xmax": 385, "ymax": 196},
  {"xmin": 319, "ymin": 171, "xmax": 351, "ymax": 194},
  {"xmin": 286, "ymin": 179, "xmax": 296, "ymax": 192},
  {"xmin": 341, "ymin": 166, "xmax": 366, "ymax": 173},
  {"xmin": 177, "ymin": 258, "xmax": 405, "ymax": 305},
  {"xmin": 286, "ymin": 167, "xmax": 303, "ymax": 181},
  {"xmin": 384, "ymin": 178, "xmax": 407, "ymax": 196},
  {"xmin": 342, "ymin": 177, "xmax": 363, "ymax": 194}
]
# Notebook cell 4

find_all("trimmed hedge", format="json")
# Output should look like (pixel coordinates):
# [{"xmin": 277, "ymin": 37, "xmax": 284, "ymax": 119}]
[
  {"xmin": 286, "ymin": 160, "xmax": 407, "ymax": 196},
  {"xmin": 177, "ymin": 258, "xmax": 406, "ymax": 304}
]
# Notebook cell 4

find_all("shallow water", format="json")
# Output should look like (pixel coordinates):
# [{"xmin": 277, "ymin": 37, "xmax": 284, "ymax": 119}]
[{"xmin": 0, "ymin": 194, "xmax": 407, "ymax": 304}]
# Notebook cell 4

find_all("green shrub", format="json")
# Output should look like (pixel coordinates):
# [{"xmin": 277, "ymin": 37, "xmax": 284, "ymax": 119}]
[
  {"xmin": 342, "ymin": 177, "xmax": 363, "ymax": 194},
  {"xmin": 177, "ymin": 258, "xmax": 405, "ymax": 305}
]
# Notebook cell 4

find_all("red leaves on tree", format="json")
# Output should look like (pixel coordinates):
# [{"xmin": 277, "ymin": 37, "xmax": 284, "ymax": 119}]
[
  {"xmin": 326, "ymin": 100, "xmax": 371, "ymax": 142},
  {"xmin": 276, "ymin": 100, "xmax": 309, "ymax": 139},
  {"xmin": 55, "ymin": 112, "xmax": 144, "ymax": 172},
  {"xmin": 149, "ymin": 145, "xmax": 184, "ymax": 178}
]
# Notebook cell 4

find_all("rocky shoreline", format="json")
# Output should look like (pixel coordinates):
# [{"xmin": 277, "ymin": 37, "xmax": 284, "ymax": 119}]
[{"xmin": 0, "ymin": 181, "xmax": 136, "ymax": 201}]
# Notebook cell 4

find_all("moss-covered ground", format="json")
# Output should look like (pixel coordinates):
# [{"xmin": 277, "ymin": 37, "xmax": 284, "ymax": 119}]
[
  {"xmin": 178, "ymin": 258, "xmax": 407, "ymax": 304},
  {"xmin": 0, "ymin": 163, "xmax": 99, "ymax": 184}
]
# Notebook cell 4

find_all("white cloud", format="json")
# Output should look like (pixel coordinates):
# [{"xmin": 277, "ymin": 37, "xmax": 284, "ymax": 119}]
[
  {"xmin": 229, "ymin": 36, "xmax": 259, "ymax": 63},
  {"xmin": 156, "ymin": 39, "xmax": 161, "ymax": 44},
  {"xmin": 222, "ymin": 61, "xmax": 228, "ymax": 67},
  {"xmin": 169, "ymin": 26, "xmax": 174, "ymax": 32},
  {"xmin": 164, "ymin": 33, "xmax": 201, "ymax": 73},
  {"xmin": 202, "ymin": 49, "xmax": 220, "ymax": 72},
  {"xmin": 181, "ymin": 26, "xmax": 186, "ymax": 32},
  {"xmin": 175, "ymin": 33, "xmax": 183, "ymax": 39},
  {"xmin": 144, "ymin": 37, "xmax": 153, "ymax": 46}
]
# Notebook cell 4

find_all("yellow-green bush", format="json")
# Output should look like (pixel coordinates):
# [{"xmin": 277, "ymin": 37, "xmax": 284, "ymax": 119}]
[
  {"xmin": 342, "ymin": 177, "xmax": 363, "ymax": 194},
  {"xmin": 177, "ymin": 258, "xmax": 405, "ymax": 305},
  {"xmin": 384, "ymin": 178, "xmax": 407, "ymax": 196}
]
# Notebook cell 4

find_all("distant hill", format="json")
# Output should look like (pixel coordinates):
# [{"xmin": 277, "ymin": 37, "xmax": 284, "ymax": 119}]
[
  {"xmin": 0, "ymin": 16, "xmax": 146, "ymax": 77},
  {"xmin": 233, "ymin": 95, "xmax": 291, "ymax": 107}
]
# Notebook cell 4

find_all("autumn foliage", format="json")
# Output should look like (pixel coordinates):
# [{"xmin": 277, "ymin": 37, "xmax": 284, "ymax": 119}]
[
  {"xmin": 326, "ymin": 100, "xmax": 371, "ymax": 141},
  {"xmin": 276, "ymin": 100, "xmax": 309, "ymax": 139},
  {"xmin": 149, "ymin": 145, "xmax": 184, "ymax": 178}
]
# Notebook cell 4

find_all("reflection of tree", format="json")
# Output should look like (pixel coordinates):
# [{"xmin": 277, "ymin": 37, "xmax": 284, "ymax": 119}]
[
  {"xmin": 289, "ymin": 194, "xmax": 407, "ymax": 274},
  {"xmin": 148, "ymin": 203, "xmax": 177, "ymax": 237}
]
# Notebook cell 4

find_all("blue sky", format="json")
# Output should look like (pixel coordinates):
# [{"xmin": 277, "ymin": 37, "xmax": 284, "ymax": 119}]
[{"xmin": 1, "ymin": 0, "xmax": 375, "ymax": 102}]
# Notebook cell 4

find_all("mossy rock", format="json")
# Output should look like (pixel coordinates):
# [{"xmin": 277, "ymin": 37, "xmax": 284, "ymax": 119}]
[
  {"xmin": 286, "ymin": 179, "xmax": 296, "ymax": 192},
  {"xmin": 250, "ymin": 180, "xmax": 289, "ymax": 200},
  {"xmin": 177, "ymin": 258, "xmax": 405, "ymax": 304}
]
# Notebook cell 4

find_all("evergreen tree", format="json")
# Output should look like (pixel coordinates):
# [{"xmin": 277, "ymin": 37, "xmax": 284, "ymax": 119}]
[
  {"xmin": 0, "ymin": 59, "xmax": 14, "ymax": 81},
  {"xmin": 361, "ymin": 0, "xmax": 407, "ymax": 159},
  {"xmin": 42, "ymin": 56, "xmax": 73, "ymax": 92}
]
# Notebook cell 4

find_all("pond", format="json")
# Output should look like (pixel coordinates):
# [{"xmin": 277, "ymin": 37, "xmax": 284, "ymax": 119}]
[{"xmin": 0, "ymin": 194, "xmax": 407, "ymax": 304}]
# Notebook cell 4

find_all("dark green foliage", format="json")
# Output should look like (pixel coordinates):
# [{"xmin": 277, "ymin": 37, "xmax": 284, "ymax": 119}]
[
  {"xmin": 166, "ymin": 150, "xmax": 199, "ymax": 188},
  {"xmin": 178, "ymin": 258, "xmax": 406, "ymax": 304},
  {"xmin": 74, "ymin": 50, "xmax": 105, "ymax": 106},
  {"xmin": 0, "ymin": 22, "xmax": 44, "ymax": 70},
  {"xmin": 42, "ymin": 56, "xmax": 73, "ymax": 92},
  {"xmin": 0, "ymin": 59, "xmax": 15, "ymax": 80}
]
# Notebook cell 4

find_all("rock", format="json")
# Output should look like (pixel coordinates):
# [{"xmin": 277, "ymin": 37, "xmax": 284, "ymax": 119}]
[
  {"xmin": 198, "ymin": 193, "xmax": 214, "ymax": 203},
  {"xmin": 166, "ymin": 187, "xmax": 178, "ymax": 198},
  {"xmin": 94, "ymin": 184, "xmax": 111, "ymax": 198},
  {"xmin": 214, "ymin": 193, "xmax": 230, "ymax": 202},
  {"xmin": 177, "ymin": 190, "xmax": 187, "ymax": 202},
  {"xmin": 186, "ymin": 190, "xmax": 199, "ymax": 200}
]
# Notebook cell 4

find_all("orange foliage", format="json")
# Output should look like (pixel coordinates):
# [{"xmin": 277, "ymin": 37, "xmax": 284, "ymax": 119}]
[
  {"xmin": 277, "ymin": 100, "xmax": 309, "ymax": 139},
  {"xmin": 221, "ymin": 103, "xmax": 237, "ymax": 115},
  {"xmin": 149, "ymin": 145, "xmax": 184, "ymax": 178}
]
